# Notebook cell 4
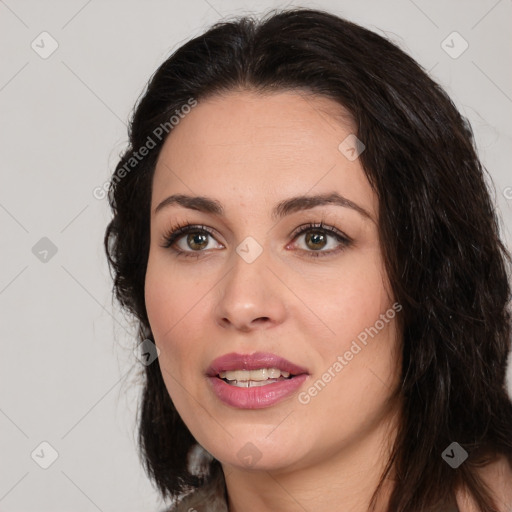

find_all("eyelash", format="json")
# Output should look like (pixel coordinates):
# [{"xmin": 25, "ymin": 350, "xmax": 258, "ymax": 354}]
[{"xmin": 160, "ymin": 221, "xmax": 352, "ymax": 259}]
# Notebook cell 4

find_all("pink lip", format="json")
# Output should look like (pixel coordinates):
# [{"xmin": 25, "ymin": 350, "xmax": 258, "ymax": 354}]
[
  {"xmin": 206, "ymin": 352, "xmax": 309, "ymax": 376},
  {"xmin": 206, "ymin": 352, "xmax": 309, "ymax": 409}
]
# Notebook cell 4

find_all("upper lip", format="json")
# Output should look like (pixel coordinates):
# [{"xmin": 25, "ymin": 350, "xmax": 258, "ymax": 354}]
[{"xmin": 207, "ymin": 352, "xmax": 309, "ymax": 377}]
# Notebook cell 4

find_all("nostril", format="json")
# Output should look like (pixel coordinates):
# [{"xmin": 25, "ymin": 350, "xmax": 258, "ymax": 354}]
[
  {"xmin": 253, "ymin": 317, "xmax": 270, "ymax": 325},
  {"xmin": 223, "ymin": 317, "xmax": 270, "ymax": 333}
]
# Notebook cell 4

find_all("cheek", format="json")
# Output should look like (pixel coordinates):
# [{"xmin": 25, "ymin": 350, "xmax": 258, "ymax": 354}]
[
  {"xmin": 145, "ymin": 253, "xmax": 205, "ymax": 335},
  {"xmin": 292, "ymin": 246, "xmax": 392, "ymax": 349},
  {"xmin": 144, "ymin": 276, "xmax": 194, "ymax": 413},
  {"xmin": 144, "ymin": 253, "xmax": 217, "ymax": 399},
  {"xmin": 145, "ymin": 257, "xmax": 194, "ymax": 370}
]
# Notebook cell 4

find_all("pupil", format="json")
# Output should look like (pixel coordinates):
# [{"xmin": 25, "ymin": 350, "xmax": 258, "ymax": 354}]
[
  {"xmin": 306, "ymin": 231, "xmax": 326, "ymax": 250},
  {"xmin": 188, "ymin": 232, "xmax": 208, "ymax": 250}
]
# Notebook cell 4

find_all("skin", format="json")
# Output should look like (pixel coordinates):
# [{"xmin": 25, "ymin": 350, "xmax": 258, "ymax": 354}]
[{"xmin": 144, "ymin": 89, "xmax": 406, "ymax": 511}]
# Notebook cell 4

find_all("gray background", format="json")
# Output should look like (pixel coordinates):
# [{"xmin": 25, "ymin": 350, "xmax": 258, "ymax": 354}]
[{"xmin": 1, "ymin": 0, "xmax": 511, "ymax": 510}]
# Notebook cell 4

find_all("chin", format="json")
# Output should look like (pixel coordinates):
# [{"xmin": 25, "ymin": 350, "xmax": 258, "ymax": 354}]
[{"xmin": 208, "ymin": 432, "xmax": 308, "ymax": 473}]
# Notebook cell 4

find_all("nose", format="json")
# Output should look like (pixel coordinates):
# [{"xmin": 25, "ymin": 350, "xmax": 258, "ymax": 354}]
[{"xmin": 214, "ymin": 249, "xmax": 287, "ymax": 332}]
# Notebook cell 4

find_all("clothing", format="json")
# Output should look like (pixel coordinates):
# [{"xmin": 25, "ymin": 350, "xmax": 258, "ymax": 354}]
[{"xmin": 169, "ymin": 466, "xmax": 228, "ymax": 512}]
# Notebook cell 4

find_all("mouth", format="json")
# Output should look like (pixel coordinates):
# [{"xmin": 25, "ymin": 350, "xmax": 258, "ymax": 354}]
[
  {"xmin": 206, "ymin": 352, "xmax": 309, "ymax": 408},
  {"xmin": 207, "ymin": 351, "xmax": 309, "ymax": 379},
  {"xmin": 218, "ymin": 367, "xmax": 295, "ymax": 388}
]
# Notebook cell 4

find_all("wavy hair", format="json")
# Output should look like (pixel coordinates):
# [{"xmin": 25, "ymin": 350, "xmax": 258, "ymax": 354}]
[{"xmin": 104, "ymin": 8, "xmax": 512, "ymax": 511}]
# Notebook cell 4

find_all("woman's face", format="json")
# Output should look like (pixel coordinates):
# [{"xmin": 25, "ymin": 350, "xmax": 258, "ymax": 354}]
[{"xmin": 145, "ymin": 90, "xmax": 402, "ymax": 473}]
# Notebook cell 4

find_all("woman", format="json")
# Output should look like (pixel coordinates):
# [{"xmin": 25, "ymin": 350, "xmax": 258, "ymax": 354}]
[{"xmin": 104, "ymin": 8, "xmax": 512, "ymax": 512}]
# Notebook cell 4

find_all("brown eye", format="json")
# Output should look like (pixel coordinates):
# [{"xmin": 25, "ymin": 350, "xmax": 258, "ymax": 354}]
[
  {"xmin": 290, "ymin": 223, "xmax": 352, "ymax": 258},
  {"xmin": 161, "ymin": 223, "xmax": 224, "ymax": 257},
  {"xmin": 305, "ymin": 231, "xmax": 328, "ymax": 251},
  {"xmin": 186, "ymin": 231, "xmax": 209, "ymax": 250}
]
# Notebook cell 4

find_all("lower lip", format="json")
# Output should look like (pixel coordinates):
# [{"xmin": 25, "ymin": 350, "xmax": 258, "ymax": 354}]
[{"xmin": 207, "ymin": 374, "xmax": 308, "ymax": 409}]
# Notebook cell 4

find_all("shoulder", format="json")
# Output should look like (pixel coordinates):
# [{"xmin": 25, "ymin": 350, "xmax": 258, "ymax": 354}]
[{"xmin": 455, "ymin": 454, "xmax": 512, "ymax": 512}]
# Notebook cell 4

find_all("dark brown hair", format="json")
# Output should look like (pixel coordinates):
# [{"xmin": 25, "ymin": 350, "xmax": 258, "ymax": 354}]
[{"xmin": 104, "ymin": 8, "xmax": 512, "ymax": 511}]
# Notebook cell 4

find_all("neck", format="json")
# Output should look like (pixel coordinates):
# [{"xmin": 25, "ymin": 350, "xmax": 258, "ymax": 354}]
[{"xmin": 222, "ymin": 403, "xmax": 401, "ymax": 512}]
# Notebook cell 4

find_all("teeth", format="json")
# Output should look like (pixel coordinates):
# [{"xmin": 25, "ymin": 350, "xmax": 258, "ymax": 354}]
[
  {"xmin": 227, "ymin": 379, "xmax": 283, "ymax": 388},
  {"xmin": 219, "ymin": 368, "xmax": 291, "ymax": 381}
]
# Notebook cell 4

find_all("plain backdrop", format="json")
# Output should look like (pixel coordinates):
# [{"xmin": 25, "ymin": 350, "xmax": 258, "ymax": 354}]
[{"xmin": 1, "ymin": 0, "xmax": 511, "ymax": 510}]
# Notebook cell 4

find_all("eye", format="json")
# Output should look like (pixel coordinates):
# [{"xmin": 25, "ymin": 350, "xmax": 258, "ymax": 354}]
[
  {"xmin": 288, "ymin": 222, "xmax": 352, "ymax": 258},
  {"xmin": 160, "ymin": 221, "xmax": 352, "ymax": 259},
  {"xmin": 161, "ymin": 223, "xmax": 223, "ymax": 258}
]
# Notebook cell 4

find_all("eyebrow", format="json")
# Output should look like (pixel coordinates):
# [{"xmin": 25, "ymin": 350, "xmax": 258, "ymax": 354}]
[{"xmin": 154, "ymin": 192, "xmax": 373, "ymax": 221}]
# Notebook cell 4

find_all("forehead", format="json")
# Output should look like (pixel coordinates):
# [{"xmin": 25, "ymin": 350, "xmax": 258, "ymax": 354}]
[{"xmin": 152, "ymin": 90, "xmax": 377, "ymax": 221}]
